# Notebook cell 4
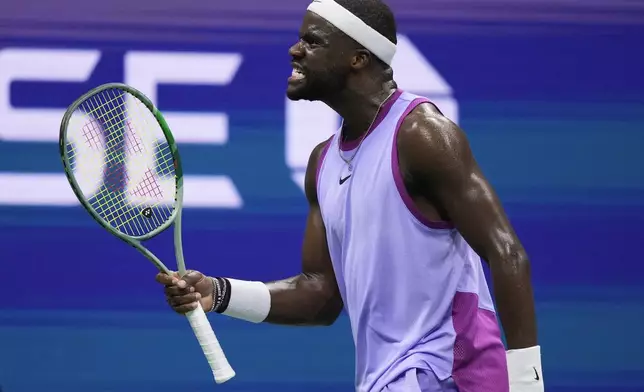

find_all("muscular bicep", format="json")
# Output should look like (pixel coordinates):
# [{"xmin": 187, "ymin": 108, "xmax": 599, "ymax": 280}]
[
  {"xmin": 298, "ymin": 139, "xmax": 343, "ymax": 321},
  {"xmin": 399, "ymin": 106, "xmax": 538, "ymax": 347},
  {"xmin": 301, "ymin": 138, "xmax": 339, "ymax": 280},
  {"xmin": 436, "ymin": 161, "xmax": 522, "ymax": 262},
  {"xmin": 400, "ymin": 106, "xmax": 525, "ymax": 262},
  {"xmin": 301, "ymin": 204, "xmax": 335, "ymax": 276},
  {"xmin": 265, "ymin": 139, "xmax": 342, "ymax": 325}
]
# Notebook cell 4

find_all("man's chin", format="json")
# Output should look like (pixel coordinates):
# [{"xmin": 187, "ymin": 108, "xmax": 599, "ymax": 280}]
[
  {"xmin": 286, "ymin": 85, "xmax": 308, "ymax": 101},
  {"xmin": 286, "ymin": 82, "xmax": 322, "ymax": 102},
  {"xmin": 286, "ymin": 91, "xmax": 303, "ymax": 101}
]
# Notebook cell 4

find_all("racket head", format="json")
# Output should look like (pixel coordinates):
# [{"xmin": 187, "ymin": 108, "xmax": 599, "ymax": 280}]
[{"xmin": 59, "ymin": 83, "xmax": 184, "ymax": 243}]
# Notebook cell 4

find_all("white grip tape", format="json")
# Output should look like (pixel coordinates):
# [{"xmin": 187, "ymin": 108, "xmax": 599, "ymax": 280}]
[{"xmin": 185, "ymin": 303, "xmax": 236, "ymax": 384}]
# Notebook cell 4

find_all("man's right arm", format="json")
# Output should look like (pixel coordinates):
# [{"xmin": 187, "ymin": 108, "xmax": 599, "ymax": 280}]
[
  {"xmin": 263, "ymin": 139, "xmax": 343, "ymax": 325},
  {"xmin": 157, "ymin": 139, "xmax": 343, "ymax": 327}
]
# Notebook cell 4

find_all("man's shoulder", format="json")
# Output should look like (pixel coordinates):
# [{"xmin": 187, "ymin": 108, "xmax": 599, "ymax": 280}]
[
  {"xmin": 304, "ymin": 135, "xmax": 334, "ymax": 204},
  {"xmin": 311, "ymin": 136, "xmax": 333, "ymax": 164},
  {"xmin": 397, "ymin": 100, "xmax": 464, "ymax": 156},
  {"xmin": 306, "ymin": 135, "xmax": 334, "ymax": 177}
]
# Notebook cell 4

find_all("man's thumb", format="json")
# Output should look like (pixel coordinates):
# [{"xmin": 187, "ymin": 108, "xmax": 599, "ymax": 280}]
[{"xmin": 177, "ymin": 270, "xmax": 204, "ymax": 287}]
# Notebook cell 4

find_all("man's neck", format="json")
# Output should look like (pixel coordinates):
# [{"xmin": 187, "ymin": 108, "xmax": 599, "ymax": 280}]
[{"xmin": 324, "ymin": 80, "xmax": 397, "ymax": 142}]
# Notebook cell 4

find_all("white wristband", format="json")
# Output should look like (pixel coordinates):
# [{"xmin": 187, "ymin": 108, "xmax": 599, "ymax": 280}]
[
  {"xmin": 506, "ymin": 345, "xmax": 544, "ymax": 391},
  {"xmin": 221, "ymin": 278, "xmax": 271, "ymax": 323}
]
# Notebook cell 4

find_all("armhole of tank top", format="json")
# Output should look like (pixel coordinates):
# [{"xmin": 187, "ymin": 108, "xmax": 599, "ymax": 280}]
[
  {"xmin": 315, "ymin": 135, "xmax": 334, "ymax": 199},
  {"xmin": 391, "ymin": 98, "xmax": 455, "ymax": 231}
]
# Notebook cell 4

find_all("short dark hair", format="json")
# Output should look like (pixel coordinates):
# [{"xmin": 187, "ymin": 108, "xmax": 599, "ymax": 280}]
[{"xmin": 334, "ymin": 0, "xmax": 397, "ymax": 45}]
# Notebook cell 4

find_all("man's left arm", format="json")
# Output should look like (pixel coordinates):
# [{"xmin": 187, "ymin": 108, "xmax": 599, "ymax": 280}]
[{"xmin": 397, "ymin": 103, "xmax": 543, "ymax": 389}]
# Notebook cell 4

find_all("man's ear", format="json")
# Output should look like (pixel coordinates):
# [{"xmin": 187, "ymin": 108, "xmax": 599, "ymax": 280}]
[{"xmin": 350, "ymin": 49, "xmax": 371, "ymax": 70}]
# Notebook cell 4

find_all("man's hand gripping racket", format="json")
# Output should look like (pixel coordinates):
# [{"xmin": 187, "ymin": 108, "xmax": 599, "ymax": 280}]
[{"xmin": 59, "ymin": 82, "xmax": 235, "ymax": 384}]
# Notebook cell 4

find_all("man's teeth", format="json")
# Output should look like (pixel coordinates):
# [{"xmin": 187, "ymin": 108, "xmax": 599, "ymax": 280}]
[{"xmin": 291, "ymin": 69, "xmax": 305, "ymax": 79}]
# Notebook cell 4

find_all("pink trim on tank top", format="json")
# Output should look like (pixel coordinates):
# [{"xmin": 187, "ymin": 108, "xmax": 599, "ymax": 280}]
[
  {"xmin": 391, "ymin": 98, "xmax": 455, "ymax": 230},
  {"xmin": 451, "ymin": 291, "xmax": 509, "ymax": 392},
  {"xmin": 339, "ymin": 89, "xmax": 403, "ymax": 151}
]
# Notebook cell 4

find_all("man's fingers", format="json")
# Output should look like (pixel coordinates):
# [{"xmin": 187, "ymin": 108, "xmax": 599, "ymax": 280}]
[
  {"xmin": 164, "ymin": 285, "xmax": 195, "ymax": 296},
  {"xmin": 156, "ymin": 272, "xmax": 179, "ymax": 285},
  {"xmin": 173, "ymin": 302, "xmax": 199, "ymax": 314},
  {"xmin": 168, "ymin": 292, "xmax": 202, "ymax": 307},
  {"xmin": 158, "ymin": 270, "xmax": 207, "ymax": 315},
  {"xmin": 176, "ymin": 270, "xmax": 205, "ymax": 289}
]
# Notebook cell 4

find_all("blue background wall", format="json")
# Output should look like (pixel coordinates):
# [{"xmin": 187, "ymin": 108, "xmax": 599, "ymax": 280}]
[{"xmin": 1, "ymin": 1, "xmax": 643, "ymax": 391}]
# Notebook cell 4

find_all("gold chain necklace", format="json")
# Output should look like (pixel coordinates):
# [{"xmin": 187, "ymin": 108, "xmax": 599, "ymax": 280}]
[{"xmin": 337, "ymin": 89, "xmax": 395, "ymax": 175}]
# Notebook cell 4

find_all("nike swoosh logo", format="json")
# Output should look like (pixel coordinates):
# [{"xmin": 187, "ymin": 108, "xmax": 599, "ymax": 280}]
[
  {"xmin": 533, "ymin": 367, "xmax": 540, "ymax": 381},
  {"xmin": 339, "ymin": 175, "xmax": 351, "ymax": 185}
]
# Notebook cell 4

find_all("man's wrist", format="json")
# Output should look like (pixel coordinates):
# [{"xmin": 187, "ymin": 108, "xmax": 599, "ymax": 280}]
[
  {"xmin": 208, "ymin": 277, "xmax": 270, "ymax": 323},
  {"xmin": 506, "ymin": 345, "xmax": 544, "ymax": 390},
  {"xmin": 207, "ymin": 277, "xmax": 232, "ymax": 313}
]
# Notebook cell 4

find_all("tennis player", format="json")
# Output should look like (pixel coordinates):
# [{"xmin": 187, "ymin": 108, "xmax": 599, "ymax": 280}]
[{"xmin": 156, "ymin": 0, "xmax": 543, "ymax": 390}]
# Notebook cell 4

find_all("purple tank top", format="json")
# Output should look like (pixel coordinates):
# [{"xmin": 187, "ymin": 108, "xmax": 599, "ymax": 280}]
[{"xmin": 316, "ymin": 90, "xmax": 509, "ymax": 392}]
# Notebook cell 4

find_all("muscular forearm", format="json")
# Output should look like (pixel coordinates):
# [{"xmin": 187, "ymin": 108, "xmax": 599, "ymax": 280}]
[
  {"xmin": 211, "ymin": 273, "xmax": 342, "ymax": 327},
  {"xmin": 489, "ymin": 252, "xmax": 538, "ymax": 349},
  {"xmin": 265, "ymin": 274, "xmax": 342, "ymax": 326}
]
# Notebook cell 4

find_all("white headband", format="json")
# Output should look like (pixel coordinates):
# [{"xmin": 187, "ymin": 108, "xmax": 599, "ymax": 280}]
[{"xmin": 306, "ymin": 0, "xmax": 397, "ymax": 66}]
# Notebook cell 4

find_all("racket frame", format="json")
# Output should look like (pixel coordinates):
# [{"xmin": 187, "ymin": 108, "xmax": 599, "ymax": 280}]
[
  {"xmin": 59, "ymin": 82, "xmax": 184, "ymax": 275},
  {"xmin": 59, "ymin": 82, "xmax": 235, "ymax": 384}
]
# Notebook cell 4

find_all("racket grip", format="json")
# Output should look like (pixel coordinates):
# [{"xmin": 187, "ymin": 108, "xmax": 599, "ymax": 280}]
[{"xmin": 185, "ymin": 303, "xmax": 236, "ymax": 384}]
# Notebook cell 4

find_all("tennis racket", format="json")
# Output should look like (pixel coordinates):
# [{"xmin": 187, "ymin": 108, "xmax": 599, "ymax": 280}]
[{"xmin": 58, "ymin": 82, "xmax": 236, "ymax": 384}]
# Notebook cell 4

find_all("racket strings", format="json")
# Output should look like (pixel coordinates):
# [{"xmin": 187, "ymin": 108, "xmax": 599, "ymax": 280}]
[
  {"xmin": 65, "ymin": 88, "xmax": 177, "ymax": 237},
  {"xmin": 73, "ymin": 90, "xmax": 151, "ymax": 234},
  {"xmin": 94, "ymin": 89, "xmax": 173, "ymax": 235}
]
